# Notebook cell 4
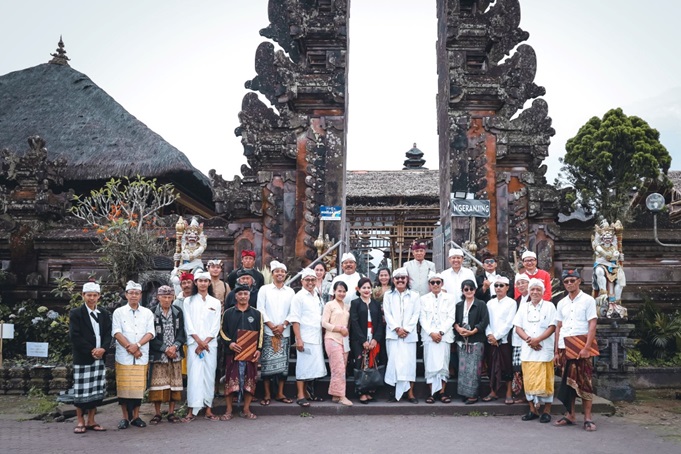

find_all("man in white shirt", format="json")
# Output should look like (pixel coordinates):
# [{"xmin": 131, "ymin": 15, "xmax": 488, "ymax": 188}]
[
  {"xmin": 511, "ymin": 273, "xmax": 530, "ymax": 403},
  {"xmin": 513, "ymin": 278, "xmax": 557, "ymax": 423},
  {"xmin": 483, "ymin": 276, "xmax": 517, "ymax": 404},
  {"xmin": 441, "ymin": 248, "xmax": 476, "ymax": 303},
  {"xmin": 112, "ymin": 281, "xmax": 155, "ymax": 429},
  {"xmin": 257, "ymin": 260, "xmax": 295, "ymax": 405},
  {"xmin": 384, "ymin": 267, "xmax": 421, "ymax": 403},
  {"xmin": 419, "ymin": 272, "xmax": 456, "ymax": 402},
  {"xmin": 289, "ymin": 268, "xmax": 326, "ymax": 407},
  {"xmin": 405, "ymin": 240, "xmax": 436, "ymax": 297},
  {"xmin": 553, "ymin": 269, "xmax": 598, "ymax": 431},
  {"xmin": 331, "ymin": 252, "xmax": 363, "ymax": 304},
  {"xmin": 182, "ymin": 271, "xmax": 222, "ymax": 421}
]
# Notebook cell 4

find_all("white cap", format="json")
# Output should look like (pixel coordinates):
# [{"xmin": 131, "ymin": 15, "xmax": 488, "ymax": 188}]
[
  {"xmin": 528, "ymin": 278, "xmax": 545, "ymax": 291},
  {"xmin": 448, "ymin": 248, "xmax": 464, "ymax": 258},
  {"xmin": 125, "ymin": 281, "xmax": 142, "ymax": 292},
  {"xmin": 514, "ymin": 273, "xmax": 530, "ymax": 283},
  {"xmin": 495, "ymin": 276, "xmax": 510, "ymax": 285},
  {"xmin": 392, "ymin": 267, "xmax": 408, "ymax": 278},
  {"xmin": 301, "ymin": 268, "xmax": 316, "ymax": 279},
  {"xmin": 521, "ymin": 251, "xmax": 537, "ymax": 260},
  {"xmin": 270, "ymin": 260, "xmax": 287, "ymax": 272},
  {"xmin": 194, "ymin": 271, "xmax": 211, "ymax": 281},
  {"xmin": 428, "ymin": 271, "xmax": 443, "ymax": 281},
  {"xmin": 340, "ymin": 252, "xmax": 356, "ymax": 263},
  {"xmin": 82, "ymin": 282, "xmax": 101, "ymax": 293}
]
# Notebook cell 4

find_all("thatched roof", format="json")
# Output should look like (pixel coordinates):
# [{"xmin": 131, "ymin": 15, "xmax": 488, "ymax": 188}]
[
  {"xmin": 347, "ymin": 169, "xmax": 439, "ymax": 199},
  {"xmin": 0, "ymin": 62, "xmax": 212, "ymax": 204}
]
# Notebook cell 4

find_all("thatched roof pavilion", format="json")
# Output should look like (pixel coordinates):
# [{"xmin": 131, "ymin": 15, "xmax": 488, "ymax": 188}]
[{"xmin": 0, "ymin": 46, "xmax": 214, "ymax": 216}]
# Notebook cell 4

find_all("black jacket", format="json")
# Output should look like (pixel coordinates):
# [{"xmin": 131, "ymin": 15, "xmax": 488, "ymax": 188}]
[
  {"xmin": 149, "ymin": 304, "xmax": 186, "ymax": 361},
  {"xmin": 69, "ymin": 304, "xmax": 112, "ymax": 366},
  {"xmin": 454, "ymin": 298, "xmax": 489, "ymax": 344},
  {"xmin": 349, "ymin": 297, "xmax": 385, "ymax": 359},
  {"xmin": 475, "ymin": 274, "xmax": 514, "ymax": 303}
]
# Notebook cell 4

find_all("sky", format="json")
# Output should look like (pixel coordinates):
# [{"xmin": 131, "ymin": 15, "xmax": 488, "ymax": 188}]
[{"xmin": 2, "ymin": 0, "xmax": 680, "ymax": 184}]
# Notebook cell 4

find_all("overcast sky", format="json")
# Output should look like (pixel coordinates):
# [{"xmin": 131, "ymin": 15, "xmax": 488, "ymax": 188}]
[{"xmin": 2, "ymin": 0, "xmax": 679, "ymax": 183}]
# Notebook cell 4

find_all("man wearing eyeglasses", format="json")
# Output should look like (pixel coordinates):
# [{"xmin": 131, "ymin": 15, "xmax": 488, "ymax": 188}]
[
  {"xmin": 383, "ymin": 267, "xmax": 421, "ymax": 403},
  {"xmin": 442, "ymin": 248, "xmax": 476, "ymax": 303},
  {"xmin": 515, "ymin": 251, "xmax": 552, "ymax": 301},
  {"xmin": 482, "ymin": 276, "xmax": 517, "ymax": 404},
  {"xmin": 419, "ymin": 272, "xmax": 456, "ymax": 403},
  {"xmin": 554, "ymin": 269, "xmax": 598, "ymax": 432}
]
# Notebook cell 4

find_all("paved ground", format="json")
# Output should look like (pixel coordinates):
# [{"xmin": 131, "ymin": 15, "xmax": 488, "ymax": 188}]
[{"xmin": 0, "ymin": 394, "xmax": 679, "ymax": 454}]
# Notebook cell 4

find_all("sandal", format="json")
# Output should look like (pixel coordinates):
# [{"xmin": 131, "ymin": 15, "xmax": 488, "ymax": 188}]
[
  {"xmin": 425, "ymin": 396, "xmax": 435, "ymax": 404},
  {"xmin": 74, "ymin": 425, "xmax": 86, "ymax": 434},
  {"xmin": 554, "ymin": 416, "xmax": 575, "ymax": 427},
  {"xmin": 181, "ymin": 415, "xmax": 196, "ymax": 423},
  {"xmin": 85, "ymin": 424, "xmax": 106, "ymax": 431},
  {"xmin": 481, "ymin": 395, "xmax": 498, "ymax": 402},
  {"xmin": 465, "ymin": 397, "xmax": 479, "ymax": 405},
  {"xmin": 167, "ymin": 414, "xmax": 180, "ymax": 423},
  {"xmin": 117, "ymin": 419, "xmax": 130, "ymax": 429},
  {"xmin": 296, "ymin": 398, "xmax": 311, "ymax": 407},
  {"xmin": 219, "ymin": 413, "xmax": 233, "ymax": 421},
  {"xmin": 260, "ymin": 398, "xmax": 271, "ymax": 406},
  {"xmin": 150, "ymin": 414, "xmax": 162, "ymax": 425},
  {"xmin": 440, "ymin": 395, "xmax": 452, "ymax": 404},
  {"xmin": 204, "ymin": 414, "xmax": 220, "ymax": 421},
  {"xmin": 583, "ymin": 420, "xmax": 597, "ymax": 432},
  {"xmin": 308, "ymin": 396, "xmax": 324, "ymax": 402},
  {"xmin": 240, "ymin": 411, "xmax": 258, "ymax": 420},
  {"xmin": 274, "ymin": 397, "xmax": 293, "ymax": 404},
  {"xmin": 504, "ymin": 397, "xmax": 514, "ymax": 405}
]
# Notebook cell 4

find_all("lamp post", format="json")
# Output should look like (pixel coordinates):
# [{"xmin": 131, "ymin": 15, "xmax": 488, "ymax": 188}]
[{"xmin": 646, "ymin": 193, "xmax": 681, "ymax": 247}]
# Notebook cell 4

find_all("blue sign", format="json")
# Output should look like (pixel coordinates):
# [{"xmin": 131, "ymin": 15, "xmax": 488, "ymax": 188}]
[{"xmin": 320, "ymin": 205, "xmax": 342, "ymax": 221}]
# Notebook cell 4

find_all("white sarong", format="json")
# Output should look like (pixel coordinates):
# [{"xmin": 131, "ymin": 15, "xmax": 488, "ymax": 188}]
[
  {"xmin": 295, "ymin": 343, "xmax": 327, "ymax": 380},
  {"xmin": 385, "ymin": 338, "xmax": 416, "ymax": 401},
  {"xmin": 423, "ymin": 341, "xmax": 451, "ymax": 394},
  {"xmin": 186, "ymin": 347, "xmax": 217, "ymax": 412}
]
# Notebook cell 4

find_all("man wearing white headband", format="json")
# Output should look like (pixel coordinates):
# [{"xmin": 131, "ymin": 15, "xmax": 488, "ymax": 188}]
[
  {"xmin": 206, "ymin": 259, "xmax": 230, "ymax": 306},
  {"xmin": 112, "ymin": 281, "xmax": 155, "ymax": 429},
  {"xmin": 331, "ymin": 252, "xmax": 363, "ymax": 304},
  {"xmin": 289, "ymin": 267, "xmax": 327, "ymax": 407},
  {"xmin": 383, "ymin": 267, "xmax": 421, "ymax": 403},
  {"xmin": 510, "ymin": 273, "xmax": 531, "ymax": 403},
  {"xmin": 442, "ymin": 248, "xmax": 475, "ymax": 302},
  {"xmin": 257, "ymin": 260, "xmax": 295, "ymax": 405},
  {"xmin": 182, "ymin": 272, "xmax": 221, "ymax": 421},
  {"xmin": 419, "ymin": 271, "xmax": 456, "ymax": 402},
  {"xmin": 516, "ymin": 251, "xmax": 552, "ymax": 301},
  {"xmin": 482, "ymin": 276, "xmax": 517, "ymax": 404},
  {"xmin": 69, "ymin": 282, "xmax": 112, "ymax": 434}
]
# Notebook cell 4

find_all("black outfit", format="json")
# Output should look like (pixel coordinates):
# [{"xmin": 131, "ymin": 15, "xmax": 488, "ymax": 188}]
[
  {"xmin": 149, "ymin": 305, "xmax": 186, "ymax": 362},
  {"xmin": 227, "ymin": 267, "xmax": 265, "ymax": 291},
  {"xmin": 219, "ymin": 305, "xmax": 263, "ymax": 351},
  {"xmin": 69, "ymin": 304, "xmax": 112, "ymax": 365},
  {"xmin": 454, "ymin": 298, "xmax": 489, "ymax": 344},
  {"xmin": 349, "ymin": 297, "xmax": 385, "ymax": 363},
  {"xmin": 224, "ymin": 287, "xmax": 258, "ymax": 310},
  {"xmin": 475, "ymin": 274, "xmax": 514, "ymax": 303}
]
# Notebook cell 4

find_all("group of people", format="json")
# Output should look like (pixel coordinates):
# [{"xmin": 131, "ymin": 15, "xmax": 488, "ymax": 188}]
[{"xmin": 68, "ymin": 244, "xmax": 599, "ymax": 433}]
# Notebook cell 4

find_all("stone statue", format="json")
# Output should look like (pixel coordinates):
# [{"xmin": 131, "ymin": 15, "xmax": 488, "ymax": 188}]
[
  {"xmin": 591, "ymin": 219, "xmax": 627, "ymax": 319},
  {"xmin": 170, "ymin": 216, "xmax": 206, "ymax": 294}
]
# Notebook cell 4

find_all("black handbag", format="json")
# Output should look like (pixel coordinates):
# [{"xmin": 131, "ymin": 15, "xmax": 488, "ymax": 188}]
[{"xmin": 353, "ymin": 351, "xmax": 385, "ymax": 393}]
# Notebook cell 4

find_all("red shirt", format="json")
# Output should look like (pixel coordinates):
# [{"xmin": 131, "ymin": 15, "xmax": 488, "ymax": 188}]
[{"xmin": 515, "ymin": 268, "xmax": 552, "ymax": 301}]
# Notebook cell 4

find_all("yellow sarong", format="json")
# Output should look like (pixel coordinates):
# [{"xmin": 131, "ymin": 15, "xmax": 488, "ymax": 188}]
[
  {"xmin": 115, "ymin": 363, "xmax": 148, "ymax": 399},
  {"xmin": 521, "ymin": 361, "xmax": 554, "ymax": 397}
]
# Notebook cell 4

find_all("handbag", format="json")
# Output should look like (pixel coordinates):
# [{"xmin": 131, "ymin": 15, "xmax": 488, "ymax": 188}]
[{"xmin": 353, "ymin": 351, "xmax": 385, "ymax": 393}]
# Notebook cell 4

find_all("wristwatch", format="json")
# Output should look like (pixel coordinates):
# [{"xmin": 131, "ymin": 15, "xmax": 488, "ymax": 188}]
[
  {"xmin": 439, "ymin": 331, "xmax": 445, "ymax": 336},
  {"xmin": 136, "ymin": 342, "xmax": 142, "ymax": 348}
]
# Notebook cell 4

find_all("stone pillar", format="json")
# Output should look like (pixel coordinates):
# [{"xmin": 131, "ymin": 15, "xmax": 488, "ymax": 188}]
[{"xmin": 593, "ymin": 321, "xmax": 636, "ymax": 401}]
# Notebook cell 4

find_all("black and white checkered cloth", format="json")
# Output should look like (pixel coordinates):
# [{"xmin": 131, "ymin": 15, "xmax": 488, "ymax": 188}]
[
  {"xmin": 512, "ymin": 345, "xmax": 522, "ymax": 368},
  {"xmin": 73, "ymin": 360, "xmax": 106, "ymax": 404}
]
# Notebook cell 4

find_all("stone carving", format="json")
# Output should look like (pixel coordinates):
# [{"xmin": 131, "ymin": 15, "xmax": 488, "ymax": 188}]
[{"xmin": 592, "ymin": 219, "xmax": 628, "ymax": 319}]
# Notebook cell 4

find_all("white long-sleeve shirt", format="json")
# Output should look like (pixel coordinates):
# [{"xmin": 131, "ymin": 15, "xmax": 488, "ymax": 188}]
[
  {"xmin": 383, "ymin": 288, "xmax": 421, "ymax": 342},
  {"xmin": 441, "ymin": 266, "xmax": 476, "ymax": 303},
  {"xmin": 112, "ymin": 304, "xmax": 155, "ymax": 365},
  {"xmin": 485, "ymin": 296, "xmax": 517, "ymax": 344},
  {"xmin": 419, "ymin": 291, "xmax": 456, "ymax": 344},
  {"xmin": 257, "ymin": 283, "xmax": 295, "ymax": 337},
  {"xmin": 287, "ymin": 288, "xmax": 323, "ymax": 345},
  {"xmin": 183, "ymin": 293, "xmax": 221, "ymax": 348}
]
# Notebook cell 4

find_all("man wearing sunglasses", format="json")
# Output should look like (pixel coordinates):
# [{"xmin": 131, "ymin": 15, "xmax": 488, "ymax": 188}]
[
  {"xmin": 419, "ymin": 272, "xmax": 456, "ymax": 403},
  {"xmin": 482, "ymin": 276, "xmax": 517, "ymax": 404},
  {"xmin": 554, "ymin": 269, "xmax": 598, "ymax": 432},
  {"xmin": 475, "ymin": 255, "xmax": 513, "ymax": 303}
]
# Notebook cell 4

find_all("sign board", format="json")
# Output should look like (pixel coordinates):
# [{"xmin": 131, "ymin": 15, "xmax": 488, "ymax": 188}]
[
  {"xmin": 451, "ymin": 198, "xmax": 491, "ymax": 218},
  {"xmin": 26, "ymin": 342, "xmax": 49, "ymax": 358},
  {"xmin": 320, "ymin": 205, "xmax": 342, "ymax": 221},
  {"xmin": 0, "ymin": 323, "xmax": 14, "ymax": 339}
]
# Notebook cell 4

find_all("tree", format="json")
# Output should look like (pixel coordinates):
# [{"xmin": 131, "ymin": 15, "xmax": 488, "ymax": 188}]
[
  {"xmin": 560, "ymin": 108, "xmax": 672, "ymax": 222},
  {"xmin": 70, "ymin": 176, "xmax": 178, "ymax": 289}
]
